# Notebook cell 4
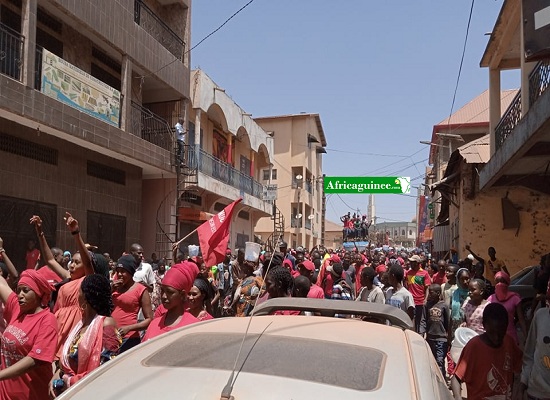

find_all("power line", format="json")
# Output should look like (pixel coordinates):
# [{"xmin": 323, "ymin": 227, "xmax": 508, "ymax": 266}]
[
  {"xmin": 138, "ymin": 0, "xmax": 256, "ymax": 80},
  {"xmin": 447, "ymin": 0, "xmax": 475, "ymax": 125}
]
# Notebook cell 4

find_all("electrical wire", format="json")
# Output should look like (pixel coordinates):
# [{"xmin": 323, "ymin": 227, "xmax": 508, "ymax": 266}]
[
  {"xmin": 447, "ymin": 0, "xmax": 475, "ymax": 127},
  {"xmin": 138, "ymin": 0, "xmax": 256, "ymax": 80}
]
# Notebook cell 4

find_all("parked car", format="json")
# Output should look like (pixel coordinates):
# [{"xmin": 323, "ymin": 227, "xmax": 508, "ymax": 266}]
[
  {"xmin": 57, "ymin": 298, "xmax": 453, "ymax": 400},
  {"xmin": 509, "ymin": 265, "xmax": 537, "ymax": 319}
]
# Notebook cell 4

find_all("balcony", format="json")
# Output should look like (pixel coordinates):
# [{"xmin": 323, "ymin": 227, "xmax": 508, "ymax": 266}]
[
  {"xmin": 134, "ymin": 0, "xmax": 185, "ymax": 60},
  {"xmin": 130, "ymin": 102, "xmax": 174, "ymax": 151},
  {"xmin": 495, "ymin": 60, "xmax": 550, "ymax": 150},
  {"xmin": 195, "ymin": 149, "xmax": 264, "ymax": 199},
  {"xmin": 0, "ymin": 23, "xmax": 24, "ymax": 82}
]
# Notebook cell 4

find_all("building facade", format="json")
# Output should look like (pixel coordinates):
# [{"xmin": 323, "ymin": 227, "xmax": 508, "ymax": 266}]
[
  {"xmin": 0, "ymin": 0, "xmax": 192, "ymax": 266},
  {"xmin": 254, "ymin": 113, "xmax": 327, "ymax": 250},
  {"xmin": 177, "ymin": 70, "xmax": 273, "ymax": 253}
]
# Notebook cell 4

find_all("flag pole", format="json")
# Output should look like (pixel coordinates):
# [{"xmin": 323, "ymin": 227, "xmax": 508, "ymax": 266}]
[{"xmin": 172, "ymin": 227, "xmax": 198, "ymax": 251}]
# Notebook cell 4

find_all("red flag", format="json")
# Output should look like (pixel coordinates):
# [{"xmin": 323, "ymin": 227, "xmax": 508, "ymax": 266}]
[{"xmin": 197, "ymin": 198, "xmax": 242, "ymax": 267}]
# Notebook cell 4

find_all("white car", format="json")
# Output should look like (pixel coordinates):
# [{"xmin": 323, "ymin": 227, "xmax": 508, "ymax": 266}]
[{"xmin": 57, "ymin": 298, "xmax": 453, "ymax": 400}]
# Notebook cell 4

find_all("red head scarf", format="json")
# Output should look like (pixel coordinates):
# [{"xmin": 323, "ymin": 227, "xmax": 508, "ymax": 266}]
[
  {"xmin": 19, "ymin": 269, "xmax": 54, "ymax": 307},
  {"xmin": 495, "ymin": 271, "xmax": 510, "ymax": 285},
  {"xmin": 162, "ymin": 261, "xmax": 199, "ymax": 292}
]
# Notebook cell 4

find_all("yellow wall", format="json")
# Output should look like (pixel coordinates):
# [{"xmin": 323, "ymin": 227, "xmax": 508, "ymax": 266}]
[{"xmin": 455, "ymin": 185, "xmax": 550, "ymax": 275}]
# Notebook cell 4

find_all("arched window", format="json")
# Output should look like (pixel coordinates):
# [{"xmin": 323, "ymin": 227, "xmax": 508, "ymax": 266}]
[
  {"xmin": 409, "ymin": 230, "xmax": 413, "ymax": 235},
  {"xmin": 401, "ymin": 229, "xmax": 405, "ymax": 236}
]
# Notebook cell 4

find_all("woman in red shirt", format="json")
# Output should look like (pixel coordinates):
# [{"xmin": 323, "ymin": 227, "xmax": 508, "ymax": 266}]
[
  {"xmin": 0, "ymin": 269, "xmax": 58, "ymax": 400},
  {"xmin": 142, "ymin": 261, "xmax": 199, "ymax": 341},
  {"xmin": 31, "ymin": 213, "xmax": 96, "ymax": 360},
  {"xmin": 111, "ymin": 255, "xmax": 153, "ymax": 352},
  {"xmin": 188, "ymin": 276, "xmax": 215, "ymax": 321}
]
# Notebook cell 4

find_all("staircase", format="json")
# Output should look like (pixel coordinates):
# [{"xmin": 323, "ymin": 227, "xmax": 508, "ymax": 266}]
[
  {"xmin": 265, "ymin": 202, "xmax": 285, "ymax": 252},
  {"xmin": 155, "ymin": 140, "xmax": 198, "ymax": 262}
]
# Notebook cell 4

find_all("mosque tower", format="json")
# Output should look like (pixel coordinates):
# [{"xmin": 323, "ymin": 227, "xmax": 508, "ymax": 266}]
[{"xmin": 367, "ymin": 194, "xmax": 375, "ymax": 225}]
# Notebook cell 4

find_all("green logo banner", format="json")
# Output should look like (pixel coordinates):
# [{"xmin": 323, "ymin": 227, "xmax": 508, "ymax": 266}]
[{"xmin": 324, "ymin": 177, "xmax": 410, "ymax": 194}]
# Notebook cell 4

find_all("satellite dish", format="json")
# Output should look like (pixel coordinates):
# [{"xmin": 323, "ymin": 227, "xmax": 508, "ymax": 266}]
[
  {"xmin": 295, "ymin": 214, "xmax": 303, "ymax": 219},
  {"xmin": 307, "ymin": 214, "xmax": 315, "ymax": 220},
  {"xmin": 295, "ymin": 174, "xmax": 303, "ymax": 180}
]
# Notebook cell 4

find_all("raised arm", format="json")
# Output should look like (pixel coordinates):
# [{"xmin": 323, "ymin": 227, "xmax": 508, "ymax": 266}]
[
  {"xmin": 0, "ymin": 239, "xmax": 19, "ymax": 282},
  {"xmin": 30, "ymin": 216, "xmax": 69, "ymax": 280},
  {"xmin": 464, "ymin": 244, "xmax": 484, "ymax": 264},
  {"xmin": 64, "ymin": 212, "xmax": 94, "ymax": 276}
]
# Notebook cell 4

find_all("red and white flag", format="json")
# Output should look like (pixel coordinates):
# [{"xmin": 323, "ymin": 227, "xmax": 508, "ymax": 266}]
[{"xmin": 197, "ymin": 198, "xmax": 242, "ymax": 267}]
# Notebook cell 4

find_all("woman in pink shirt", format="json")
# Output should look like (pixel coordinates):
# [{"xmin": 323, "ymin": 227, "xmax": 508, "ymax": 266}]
[
  {"xmin": 112, "ymin": 255, "xmax": 153, "ymax": 352},
  {"xmin": 487, "ymin": 271, "xmax": 527, "ymax": 344},
  {"xmin": 142, "ymin": 261, "xmax": 200, "ymax": 341},
  {"xmin": 0, "ymin": 270, "xmax": 58, "ymax": 400}
]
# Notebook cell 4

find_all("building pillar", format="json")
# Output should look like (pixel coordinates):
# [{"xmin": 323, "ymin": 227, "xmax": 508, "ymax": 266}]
[
  {"xmin": 21, "ymin": 0, "xmax": 37, "ymax": 88},
  {"xmin": 120, "ymin": 56, "xmax": 132, "ymax": 131},
  {"xmin": 250, "ymin": 150, "xmax": 255, "ymax": 177},
  {"xmin": 227, "ymin": 134, "xmax": 232, "ymax": 165},
  {"xmin": 488, "ymin": 67, "xmax": 501, "ymax": 156}
]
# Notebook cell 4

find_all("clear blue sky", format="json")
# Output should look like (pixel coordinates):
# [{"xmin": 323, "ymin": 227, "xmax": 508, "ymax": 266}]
[{"xmin": 191, "ymin": 1, "xmax": 517, "ymax": 225}]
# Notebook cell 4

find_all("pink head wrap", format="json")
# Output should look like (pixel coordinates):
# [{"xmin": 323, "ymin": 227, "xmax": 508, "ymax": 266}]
[
  {"xmin": 19, "ymin": 269, "xmax": 54, "ymax": 306},
  {"xmin": 495, "ymin": 271, "xmax": 510, "ymax": 285},
  {"xmin": 162, "ymin": 261, "xmax": 199, "ymax": 292}
]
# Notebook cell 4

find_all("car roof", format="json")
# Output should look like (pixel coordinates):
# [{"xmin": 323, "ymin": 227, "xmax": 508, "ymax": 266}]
[{"xmin": 58, "ymin": 314, "xmax": 431, "ymax": 400}]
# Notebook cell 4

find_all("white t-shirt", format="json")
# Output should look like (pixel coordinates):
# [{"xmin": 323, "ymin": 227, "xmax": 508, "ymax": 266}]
[
  {"xmin": 133, "ymin": 262, "xmax": 155, "ymax": 286},
  {"xmin": 175, "ymin": 122, "xmax": 185, "ymax": 142}
]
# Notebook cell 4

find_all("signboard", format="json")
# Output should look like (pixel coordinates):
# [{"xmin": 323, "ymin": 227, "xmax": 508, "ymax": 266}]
[
  {"xmin": 40, "ymin": 49, "xmax": 121, "ymax": 127},
  {"xmin": 178, "ymin": 207, "xmax": 211, "ymax": 221},
  {"xmin": 263, "ymin": 184, "xmax": 278, "ymax": 201}
]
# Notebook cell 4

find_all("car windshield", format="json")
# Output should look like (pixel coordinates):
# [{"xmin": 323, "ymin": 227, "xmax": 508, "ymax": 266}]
[{"xmin": 144, "ymin": 332, "xmax": 386, "ymax": 391}]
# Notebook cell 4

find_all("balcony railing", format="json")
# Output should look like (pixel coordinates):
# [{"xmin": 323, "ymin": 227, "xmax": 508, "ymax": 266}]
[
  {"xmin": 197, "ymin": 149, "xmax": 264, "ymax": 199},
  {"xmin": 35, "ymin": 46, "xmax": 42, "ymax": 90},
  {"xmin": 496, "ymin": 60, "xmax": 550, "ymax": 150},
  {"xmin": 0, "ymin": 23, "xmax": 24, "ymax": 82},
  {"xmin": 134, "ymin": 0, "xmax": 185, "ymax": 60},
  {"xmin": 130, "ymin": 102, "xmax": 173, "ymax": 151},
  {"xmin": 495, "ymin": 91, "xmax": 521, "ymax": 151}
]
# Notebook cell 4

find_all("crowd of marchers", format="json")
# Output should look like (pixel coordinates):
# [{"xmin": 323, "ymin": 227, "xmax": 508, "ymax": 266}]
[{"xmin": 0, "ymin": 216, "xmax": 549, "ymax": 399}]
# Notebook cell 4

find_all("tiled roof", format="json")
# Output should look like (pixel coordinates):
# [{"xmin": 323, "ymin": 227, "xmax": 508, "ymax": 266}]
[{"xmin": 435, "ymin": 89, "xmax": 518, "ymax": 127}]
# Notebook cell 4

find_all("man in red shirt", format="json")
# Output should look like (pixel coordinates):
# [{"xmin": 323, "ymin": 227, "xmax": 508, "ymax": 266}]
[
  {"xmin": 432, "ymin": 259, "xmax": 448, "ymax": 286},
  {"xmin": 405, "ymin": 254, "xmax": 431, "ymax": 332},
  {"xmin": 298, "ymin": 260, "xmax": 324, "ymax": 299},
  {"xmin": 25, "ymin": 239, "xmax": 40, "ymax": 270}
]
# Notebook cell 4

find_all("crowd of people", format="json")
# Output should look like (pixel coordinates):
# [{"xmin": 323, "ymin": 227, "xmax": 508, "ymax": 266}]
[{"xmin": 0, "ymin": 215, "xmax": 549, "ymax": 399}]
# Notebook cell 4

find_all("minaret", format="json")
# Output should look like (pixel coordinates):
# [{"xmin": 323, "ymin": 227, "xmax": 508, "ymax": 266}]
[{"xmin": 367, "ymin": 194, "xmax": 375, "ymax": 225}]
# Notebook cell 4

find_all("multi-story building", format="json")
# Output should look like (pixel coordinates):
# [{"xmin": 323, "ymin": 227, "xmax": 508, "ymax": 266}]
[
  {"xmin": 0, "ymin": 0, "xmax": 191, "ymax": 265},
  {"xmin": 374, "ymin": 221, "xmax": 417, "ymax": 248},
  {"xmin": 178, "ymin": 70, "xmax": 273, "ymax": 252},
  {"xmin": 254, "ymin": 113, "xmax": 327, "ymax": 250},
  {"xmin": 428, "ymin": 0, "xmax": 550, "ymax": 272}
]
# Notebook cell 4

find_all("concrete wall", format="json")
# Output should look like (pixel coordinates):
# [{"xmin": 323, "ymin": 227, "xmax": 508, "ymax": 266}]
[
  {"xmin": 0, "ymin": 119, "xmax": 142, "ymax": 255},
  {"xmin": 455, "ymin": 184, "xmax": 550, "ymax": 275},
  {"xmin": 49, "ymin": 0, "xmax": 189, "ymax": 95}
]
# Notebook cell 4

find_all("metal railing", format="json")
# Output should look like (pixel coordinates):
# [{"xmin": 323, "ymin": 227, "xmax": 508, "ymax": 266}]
[
  {"xmin": 529, "ymin": 60, "xmax": 550, "ymax": 106},
  {"xmin": 130, "ymin": 102, "xmax": 173, "ymax": 151},
  {"xmin": 197, "ymin": 149, "xmax": 264, "ymax": 199},
  {"xmin": 495, "ymin": 91, "xmax": 521, "ymax": 151},
  {"xmin": 0, "ymin": 23, "xmax": 24, "ymax": 82},
  {"xmin": 134, "ymin": 0, "xmax": 185, "ymax": 60},
  {"xmin": 34, "ymin": 46, "xmax": 42, "ymax": 90},
  {"xmin": 496, "ymin": 60, "xmax": 550, "ymax": 150}
]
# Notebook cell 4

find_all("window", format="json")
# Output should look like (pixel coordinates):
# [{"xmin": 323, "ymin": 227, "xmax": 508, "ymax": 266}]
[
  {"xmin": 401, "ymin": 229, "xmax": 405, "ymax": 236},
  {"xmin": 262, "ymin": 169, "xmax": 277, "ymax": 181},
  {"xmin": 409, "ymin": 230, "xmax": 413, "ymax": 236},
  {"xmin": 87, "ymin": 211, "xmax": 126, "ymax": 259}
]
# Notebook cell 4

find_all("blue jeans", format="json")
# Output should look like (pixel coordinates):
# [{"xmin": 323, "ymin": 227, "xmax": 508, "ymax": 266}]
[{"xmin": 427, "ymin": 339, "xmax": 448, "ymax": 378}]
